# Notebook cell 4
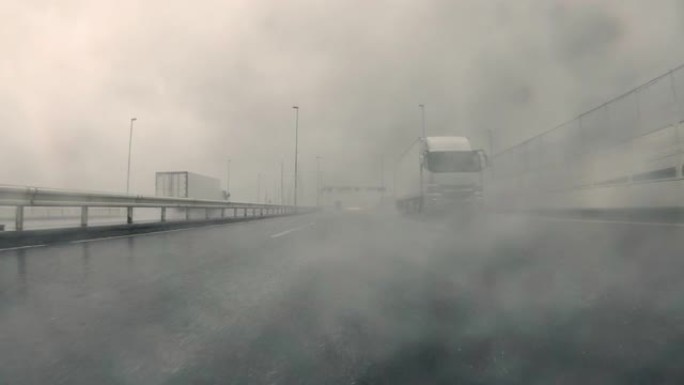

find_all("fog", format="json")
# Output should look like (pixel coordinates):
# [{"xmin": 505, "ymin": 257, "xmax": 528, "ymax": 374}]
[
  {"xmin": 4, "ymin": 208, "xmax": 684, "ymax": 383},
  {"xmin": 2, "ymin": 0, "xmax": 684, "ymax": 203},
  {"xmin": 4, "ymin": 1, "xmax": 684, "ymax": 383}
]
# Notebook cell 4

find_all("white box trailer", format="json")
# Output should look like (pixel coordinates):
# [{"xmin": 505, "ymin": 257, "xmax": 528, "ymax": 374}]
[
  {"xmin": 395, "ymin": 136, "xmax": 487, "ymax": 214},
  {"xmin": 155, "ymin": 171, "xmax": 225, "ymax": 200}
]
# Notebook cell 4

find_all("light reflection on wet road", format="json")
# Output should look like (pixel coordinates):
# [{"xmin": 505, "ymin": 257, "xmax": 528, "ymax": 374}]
[{"xmin": 1, "ymin": 211, "xmax": 684, "ymax": 384}]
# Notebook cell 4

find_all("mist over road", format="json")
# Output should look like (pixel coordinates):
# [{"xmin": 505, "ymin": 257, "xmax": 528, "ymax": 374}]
[{"xmin": 1, "ymin": 211, "xmax": 683, "ymax": 384}]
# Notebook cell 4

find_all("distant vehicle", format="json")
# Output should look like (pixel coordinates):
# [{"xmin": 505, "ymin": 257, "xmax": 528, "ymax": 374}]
[
  {"xmin": 395, "ymin": 136, "xmax": 488, "ymax": 215},
  {"xmin": 155, "ymin": 171, "xmax": 226, "ymax": 201}
]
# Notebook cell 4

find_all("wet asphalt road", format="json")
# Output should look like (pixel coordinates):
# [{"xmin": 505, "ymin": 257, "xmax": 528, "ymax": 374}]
[{"xmin": 1, "ymin": 211, "xmax": 684, "ymax": 384}]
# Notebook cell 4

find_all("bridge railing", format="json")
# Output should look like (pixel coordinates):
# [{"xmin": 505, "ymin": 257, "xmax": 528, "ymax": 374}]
[{"xmin": 0, "ymin": 185, "xmax": 299, "ymax": 231}]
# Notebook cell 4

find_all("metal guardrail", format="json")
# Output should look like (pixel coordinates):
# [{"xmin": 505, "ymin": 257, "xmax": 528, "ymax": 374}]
[{"xmin": 0, "ymin": 185, "xmax": 299, "ymax": 231}]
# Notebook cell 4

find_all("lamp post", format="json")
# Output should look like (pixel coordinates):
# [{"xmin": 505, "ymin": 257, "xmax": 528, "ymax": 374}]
[
  {"xmin": 487, "ymin": 129, "xmax": 495, "ymax": 156},
  {"xmin": 226, "ymin": 159, "xmax": 231, "ymax": 198},
  {"xmin": 280, "ymin": 161, "xmax": 285, "ymax": 205},
  {"xmin": 316, "ymin": 156, "xmax": 322, "ymax": 207},
  {"xmin": 257, "ymin": 173, "xmax": 262, "ymax": 203},
  {"xmin": 126, "ymin": 117, "xmax": 137, "ymax": 194},
  {"xmin": 293, "ymin": 106, "xmax": 299, "ymax": 209},
  {"xmin": 418, "ymin": 104, "xmax": 426, "ymax": 138},
  {"xmin": 379, "ymin": 155, "xmax": 385, "ymax": 198}
]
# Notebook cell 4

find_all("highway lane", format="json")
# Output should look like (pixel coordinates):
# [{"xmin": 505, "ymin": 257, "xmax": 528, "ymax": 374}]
[{"xmin": 1, "ymin": 211, "xmax": 684, "ymax": 383}]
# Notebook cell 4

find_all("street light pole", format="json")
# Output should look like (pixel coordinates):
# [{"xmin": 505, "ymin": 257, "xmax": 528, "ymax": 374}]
[
  {"xmin": 257, "ymin": 173, "xmax": 262, "ymax": 203},
  {"xmin": 316, "ymin": 156, "xmax": 322, "ymax": 207},
  {"xmin": 418, "ymin": 104, "xmax": 426, "ymax": 138},
  {"xmin": 280, "ymin": 161, "xmax": 284, "ymax": 205},
  {"xmin": 487, "ymin": 129, "xmax": 495, "ymax": 156},
  {"xmin": 126, "ymin": 117, "xmax": 137, "ymax": 194},
  {"xmin": 226, "ymin": 159, "xmax": 231, "ymax": 196},
  {"xmin": 293, "ymin": 106, "xmax": 299, "ymax": 209},
  {"xmin": 379, "ymin": 155, "xmax": 385, "ymax": 198}
]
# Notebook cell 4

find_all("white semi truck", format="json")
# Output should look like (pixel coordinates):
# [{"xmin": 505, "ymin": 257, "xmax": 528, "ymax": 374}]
[{"xmin": 395, "ymin": 136, "xmax": 487, "ymax": 214}]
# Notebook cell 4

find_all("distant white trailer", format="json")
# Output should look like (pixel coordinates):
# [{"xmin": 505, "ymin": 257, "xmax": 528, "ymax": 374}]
[{"xmin": 155, "ymin": 171, "xmax": 225, "ymax": 201}]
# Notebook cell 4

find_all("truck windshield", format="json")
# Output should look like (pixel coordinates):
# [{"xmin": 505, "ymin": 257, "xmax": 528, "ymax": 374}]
[{"xmin": 425, "ymin": 151, "xmax": 481, "ymax": 173}]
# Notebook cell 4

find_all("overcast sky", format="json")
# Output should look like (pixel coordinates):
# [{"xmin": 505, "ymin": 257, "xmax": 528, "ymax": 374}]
[{"xmin": 2, "ymin": 0, "xmax": 683, "ymax": 202}]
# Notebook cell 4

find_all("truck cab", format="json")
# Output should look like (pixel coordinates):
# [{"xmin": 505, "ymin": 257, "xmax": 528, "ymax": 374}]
[
  {"xmin": 421, "ymin": 137, "xmax": 486, "ymax": 211},
  {"xmin": 395, "ymin": 136, "xmax": 488, "ymax": 215}
]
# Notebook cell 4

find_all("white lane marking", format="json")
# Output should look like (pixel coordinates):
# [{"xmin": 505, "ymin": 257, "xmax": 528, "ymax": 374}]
[
  {"xmin": 270, "ymin": 222, "xmax": 316, "ymax": 238},
  {"xmin": 0, "ymin": 244, "xmax": 47, "ymax": 252},
  {"xmin": 535, "ymin": 216, "xmax": 684, "ymax": 228}
]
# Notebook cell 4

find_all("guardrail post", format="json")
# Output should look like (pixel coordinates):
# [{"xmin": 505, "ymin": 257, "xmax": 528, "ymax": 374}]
[
  {"xmin": 243, "ymin": 208, "xmax": 247, "ymax": 217},
  {"xmin": 127, "ymin": 207, "xmax": 133, "ymax": 224},
  {"xmin": 260, "ymin": 208, "xmax": 264, "ymax": 217},
  {"xmin": 161, "ymin": 207, "xmax": 167, "ymax": 222},
  {"xmin": 205, "ymin": 208, "xmax": 210, "ymax": 220},
  {"xmin": 221, "ymin": 208, "xmax": 225, "ymax": 218},
  {"xmin": 15, "ymin": 206, "xmax": 24, "ymax": 231},
  {"xmin": 80, "ymin": 206, "xmax": 88, "ymax": 228},
  {"xmin": 186, "ymin": 208, "xmax": 191, "ymax": 221},
  {"xmin": 233, "ymin": 207, "xmax": 237, "ymax": 217}
]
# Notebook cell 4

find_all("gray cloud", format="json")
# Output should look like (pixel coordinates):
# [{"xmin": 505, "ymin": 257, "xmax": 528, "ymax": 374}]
[{"xmin": 2, "ymin": 0, "xmax": 683, "ymax": 202}]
